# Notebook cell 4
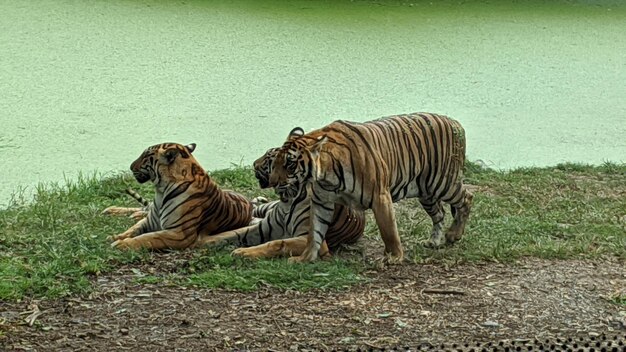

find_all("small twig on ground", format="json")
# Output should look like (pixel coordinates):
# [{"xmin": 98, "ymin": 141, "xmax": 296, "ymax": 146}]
[
  {"xmin": 22, "ymin": 304, "xmax": 44, "ymax": 326},
  {"xmin": 364, "ymin": 341, "xmax": 383, "ymax": 349},
  {"xmin": 422, "ymin": 288, "xmax": 466, "ymax": 295}
]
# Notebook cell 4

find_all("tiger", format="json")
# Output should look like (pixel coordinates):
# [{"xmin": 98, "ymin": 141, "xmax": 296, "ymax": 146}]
[
  {"xmin": 198, "ymin": 147, "xmax": 365, "ymax": 259},
  {"xmin": 268, "ymin": 112, "xmax": 474, "ymax": 263},
  {"xmin": 103, "ymin": 142, "xmax": 256, "ymax": 250}
]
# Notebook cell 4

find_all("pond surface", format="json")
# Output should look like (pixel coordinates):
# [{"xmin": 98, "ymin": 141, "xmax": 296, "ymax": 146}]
[{"xmin": 1, "ymin": 0, "xmax": 625, "ymax": 206}]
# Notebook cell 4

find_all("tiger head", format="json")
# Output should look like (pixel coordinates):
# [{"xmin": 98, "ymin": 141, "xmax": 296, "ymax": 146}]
[
  {"xmin": 269, "ymin": 127, "xmax": 328, "ymax": 201},
  {"xmin": 252, "ymin": 147, "xmax": 281, "ymax": 189},
  {"xmin": 130, "ymin": 143, "xmax": 200, "ymax": 186}
]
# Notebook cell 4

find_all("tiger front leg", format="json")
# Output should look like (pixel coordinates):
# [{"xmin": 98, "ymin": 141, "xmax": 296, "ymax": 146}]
[
  {"xmin": 372, "ymin": 192, "xmax": 404, "ymax": 264},
  {"xmin": 112, "ymin": 229, "xmax": 193, "ymax": 250},
  {"xmin": 106, "ymin": 217, "xmax": 149, "ymax": 241},
  {"xmin": 287, "ymin": 201, "xmax": 334, "ymax": 264},
  {"xmin": 233, "ymin": 237, "xmax": 331, "ymax": 259}
]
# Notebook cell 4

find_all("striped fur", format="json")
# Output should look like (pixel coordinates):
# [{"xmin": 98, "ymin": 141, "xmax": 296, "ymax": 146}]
[
  {"xmin": 104, "ymin": 143, "xmax": 254, "ymax": 250},
  {"xmin": 198, "ymin": 147, "xmax": 365, "ymax": 258},
  {"xmin": 117, "ymin": 189, "xmax": 269, "ymax": 223},
  {"xmin": 269, "ymin": 112, "xmax": 474, "ymax": 263},
  {"xmin": 125, "ymin": 187, "xmax": 149, "ymax": 207}
]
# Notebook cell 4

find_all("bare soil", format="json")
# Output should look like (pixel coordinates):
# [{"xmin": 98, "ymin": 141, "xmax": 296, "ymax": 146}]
[{"xmin": 3, "ymin": 250, "xmax": 625, "ymax": 352}]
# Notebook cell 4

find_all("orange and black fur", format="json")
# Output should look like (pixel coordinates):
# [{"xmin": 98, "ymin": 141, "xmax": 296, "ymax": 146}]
[
  {"xmin": 199, "ymin": 147, "xmax": 365, "ymax": 258},
  {"xmin": 103, "ymin": 143, "xmax": 254, "ymax": 250},
  {"xmin": 269, "ymin": 113, "xmax": 473, "ymax": 263}
]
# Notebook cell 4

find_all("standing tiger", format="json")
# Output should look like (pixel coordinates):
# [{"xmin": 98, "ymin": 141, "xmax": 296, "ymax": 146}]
[
  {"xmin": 103, "ymin": 142, "xmax": 255, "ymax": 250},
  {"xmin": 198, "ymin": 147, "xmax": 365, "ymax": 259},
  {"xmin": 268, "ymin": 112, "xmax": 473, "ymax": 263}
]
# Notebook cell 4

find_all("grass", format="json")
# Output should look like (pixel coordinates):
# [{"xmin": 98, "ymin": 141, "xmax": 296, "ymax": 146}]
[
  {"xmin": 612, "ymin": 294, "xmax": 626, "ymax": 306},
  {"xmin": 184, "ymin": 249, "xmax": 363, "ymax": 291},
  {"xmin": 403, "ymin": 161, "xmax": 626, "ymax": 263},
  {"xmin": 130, "ymin": 250, "xmax": 364, "ymax": 292},
  {"xmin": 1, "ymin": 162, "xmax": 625, "ymax": 301}
]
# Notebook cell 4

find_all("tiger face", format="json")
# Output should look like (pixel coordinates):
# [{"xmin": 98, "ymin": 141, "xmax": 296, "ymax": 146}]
[
  {"xmin": 269, "ymin": 128, "xmax": 327, "ymax": 201},
  {"xmin": 130, "ymin": 143, "xmax": 198, "ymax": 185},
  {"xmin": 252, "ymin": 147, "xmax": 280, "ymax": 189}
]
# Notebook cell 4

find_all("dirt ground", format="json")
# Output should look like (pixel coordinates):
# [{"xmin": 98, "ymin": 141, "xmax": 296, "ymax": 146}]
[{"xmin": 2, "ymin": 249, "xmax": 625, "ymax": 352}]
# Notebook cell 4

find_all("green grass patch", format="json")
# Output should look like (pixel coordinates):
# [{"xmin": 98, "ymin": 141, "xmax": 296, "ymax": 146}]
[
  {"xmin": 612, "ymin": 295, "xmax": 626, "ymax": 306},
  {"xmin": 1, "ymin": 162, "xmax": 625, "ymax": 300},
  {"xmin": 184, "ymin": 249, "xmax": 363, "ymax": 291},
  {"xmin": 402, "ymin": 162, "xmax": 626, "ymax": 263},
  {"xmin": 130, "ymin": 249, "xmax": 364, "ymax": 291}
]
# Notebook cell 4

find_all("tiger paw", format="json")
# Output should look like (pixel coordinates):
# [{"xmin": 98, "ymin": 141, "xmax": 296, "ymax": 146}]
[
  {"xmin": 108, "ymin": 232, "xmax": 131, "ymax": 242},
  {"xmin": 101, "ymin": 206, "xmax": 118, "ymax": 215},
  {"xmin": 383, "ymin": 253, "xmax": 404, "ymax": 265},
  {"xmin": 130, "ymin": 210, "xmax": 147, "ymax": 221},
  {"xmin": 287, "ymin": 254, "xmax": 317, "ymax": 264},
  {"xmin": 251, "ymin": 196, "xmax": 269, "ymax": 205},
  {"xmin": 421, "ymin": 238, "xmax": 445, "ymax": 249},
  {"xmin": 231, "ymin": 248, "xmax": 259, "ymax": 259},
  {"xmin": 320, "ymin": 252, "xmax": 333, "ymax": 261},
  {"xmin": 111, "ymin": 238, "xmax": 135, "ymax": 250},
  {"xmin": 444, "ymin": 229, "xmax": 463, "ymax": 244}
]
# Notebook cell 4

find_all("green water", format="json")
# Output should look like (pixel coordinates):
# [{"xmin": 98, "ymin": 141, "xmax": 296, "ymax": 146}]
[{"xmin": 1, "ymin": 0, "xmax": 625, "ymax": 206}]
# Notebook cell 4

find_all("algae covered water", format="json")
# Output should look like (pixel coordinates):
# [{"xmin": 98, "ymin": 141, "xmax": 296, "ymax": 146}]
[{"xmin": 1, "ymin": 0, "xmax": 625, "ymax": 206}]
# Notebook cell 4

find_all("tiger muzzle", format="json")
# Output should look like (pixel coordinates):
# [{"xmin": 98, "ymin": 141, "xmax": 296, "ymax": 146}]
[
  {"xmin": 129, "ymin": 156, "xmax": 151, "ymax": 183},
  {"xmin": 255, "ymin": 171, "xmax": 270, "ymax": 189},
  {"xmin": 133, "ymin": 171, "xmax": 150, "ymax": 184}
]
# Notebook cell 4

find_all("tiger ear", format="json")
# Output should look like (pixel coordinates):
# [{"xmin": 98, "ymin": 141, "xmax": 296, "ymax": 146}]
[
  {"xmin": 308, "ymin": 135, "xmax": 328, "ymax": 156},
  {"xmin": 162, "ymin": 148, "xmax": 179, "ymax": 164},
  {"xmin": 185, "ymin": 143, "xmax": 196, "ymax": 154},
  {"xmin": 286, "ymin": 127, "xmax": 304, "ymax": 142}
]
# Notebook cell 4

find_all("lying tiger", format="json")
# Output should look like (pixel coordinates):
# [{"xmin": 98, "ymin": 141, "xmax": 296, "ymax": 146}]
[
  {"xmin": 198, "ymin": 147, "xmax": 366, "ymax": 258},
  {"xmin": 268, "ymin": 112, "xmax": 474, "ymax": 263},
  {"xmin": 103, "ymin": 142, "xmax": 256, "ymax": 250}
]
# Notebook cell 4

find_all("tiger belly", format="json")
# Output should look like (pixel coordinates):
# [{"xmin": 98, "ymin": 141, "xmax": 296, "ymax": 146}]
[{"xmin": 390, "ymin": 182, "xmax": 422, "ymax": 202}]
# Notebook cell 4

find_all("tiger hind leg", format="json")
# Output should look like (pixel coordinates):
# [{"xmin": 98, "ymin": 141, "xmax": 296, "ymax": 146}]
[
  {"xmin": 445, "ymin": 187, "xmax": 473, "ymax": 244},
  {"xmin": 232, "ymin": 237, "xmax": 330, "ymax": 259},
  {"xmin": 420, "ymin": 199, "xmax": 446, "ymax": 248}
]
